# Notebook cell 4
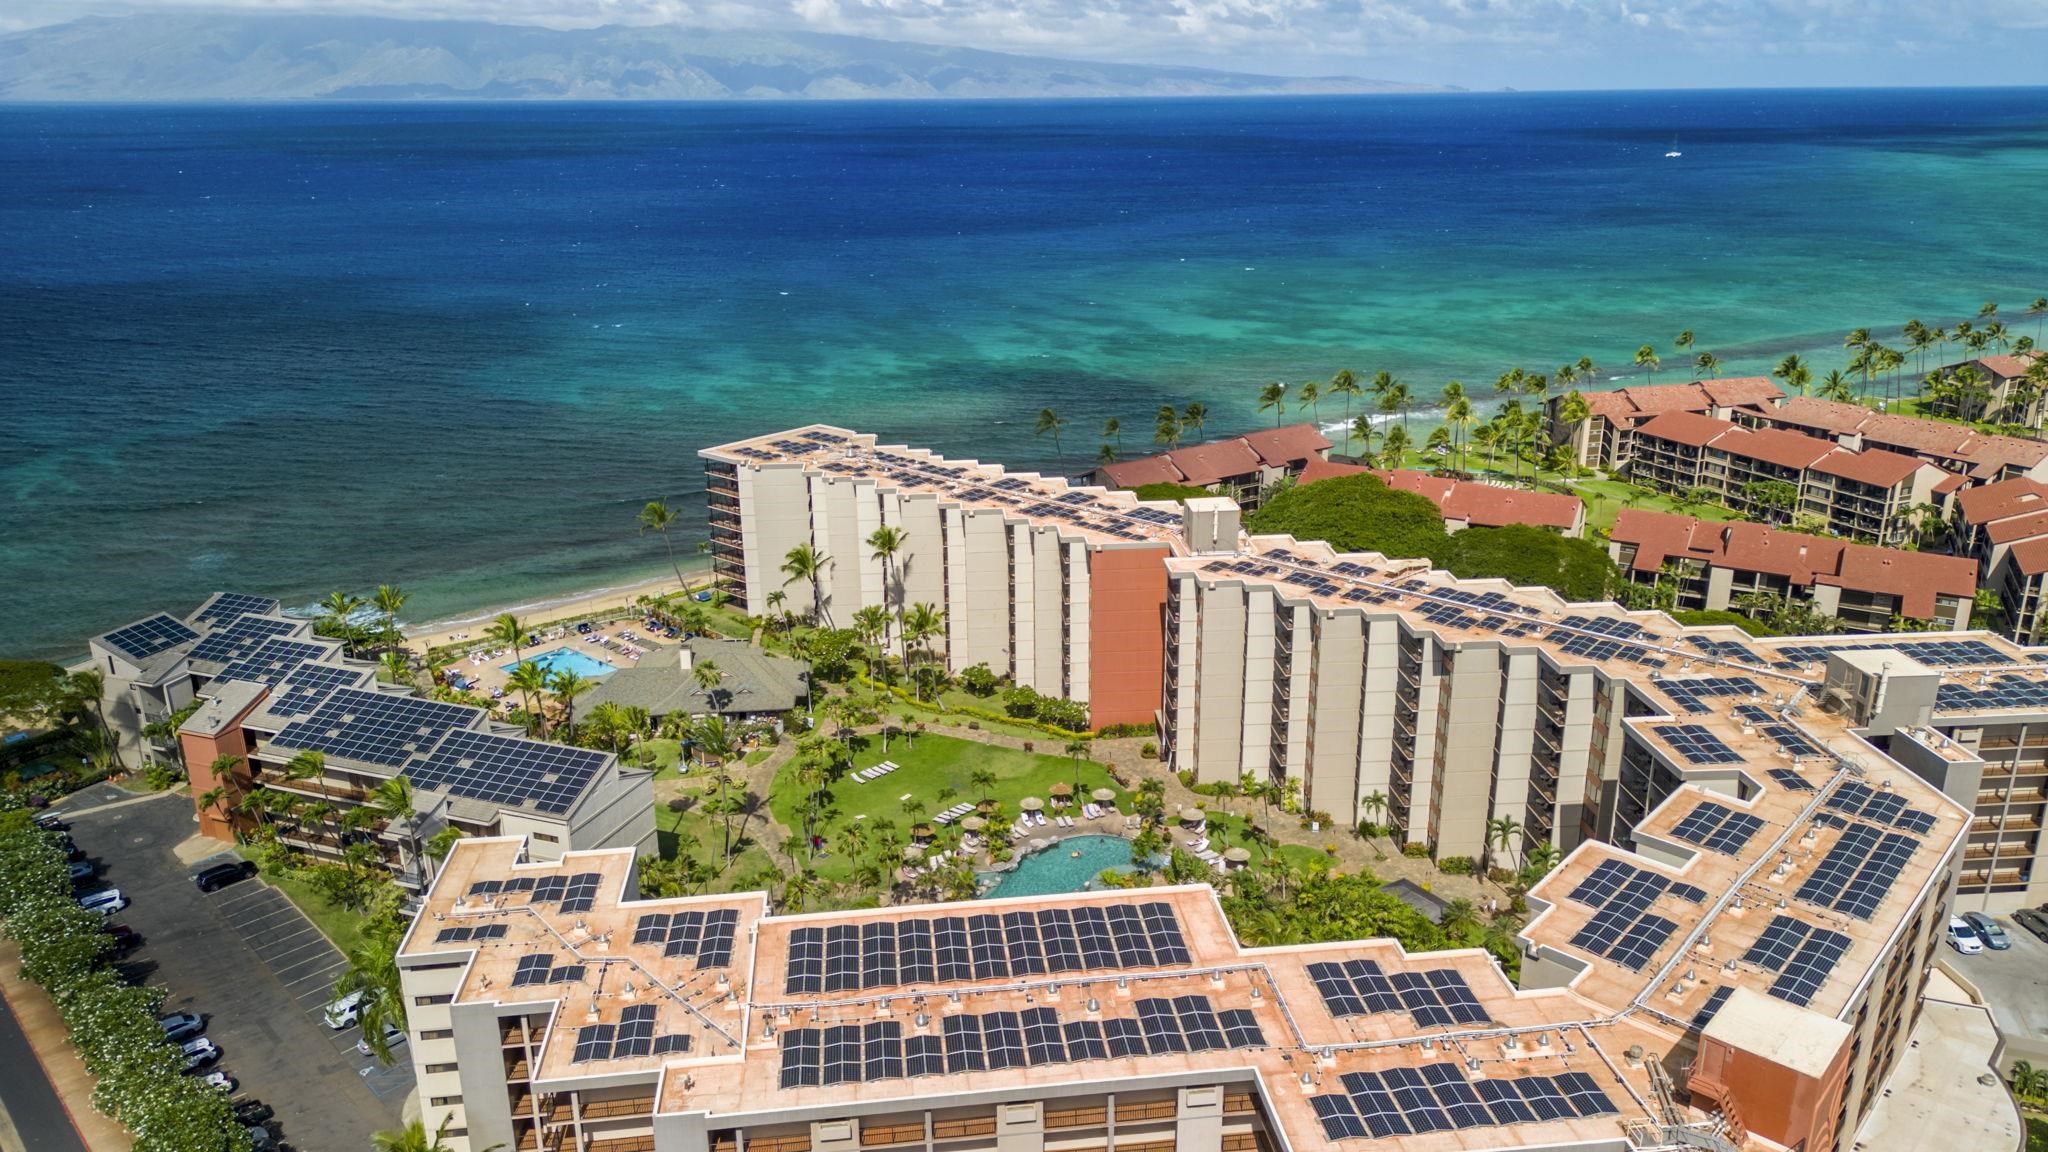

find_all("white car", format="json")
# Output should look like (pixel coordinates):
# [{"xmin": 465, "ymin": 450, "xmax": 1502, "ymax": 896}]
[
  {"xmin": 323, "ymin": 990, "xmax": 365, "ymax": 1030},
  {"xmin": 356, "ymin": 1023, "xmax": 406, "ymax": 1056},
  {"xmin": 1946, "ymin": 917, "xmax": 1984, "ymax": 955},
  {"xmin": 77, "ymin": 888, "xmax": 128, "ymax": 916},
  {"xmin": 201, "ymin": 1071, "xmax": 237, "ymax": 1093},
  {"xmin": 180, "ymin": 1037, "xmax": 221, "ymax": 1072}
]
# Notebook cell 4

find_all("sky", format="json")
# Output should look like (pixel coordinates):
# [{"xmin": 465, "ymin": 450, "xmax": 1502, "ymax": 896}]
[{"xmin": 7, "ymin": 0, "xmax": 2048, "ymax": 90}]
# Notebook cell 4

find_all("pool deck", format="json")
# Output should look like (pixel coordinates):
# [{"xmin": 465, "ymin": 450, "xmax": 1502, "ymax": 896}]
[
  {"xmin": 445, "ymin": 616, "xmax": 668, "ymax": 715},
  {"xmin": 980, "ymin": 834, "xmax": 1136, "ymax": 898}
]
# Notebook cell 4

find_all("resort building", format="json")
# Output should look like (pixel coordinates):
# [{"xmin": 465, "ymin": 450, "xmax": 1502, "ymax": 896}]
[
  {"xmin": 396, "ymin": 704, "xmax": 1966, "ymax": 1152},
  {"xmin": 1298, "ymin": 461, "xmax": 1586, "ymax": 537},
  {"xmin": 1085, "ymin": 424, "xmax": 1332, "ymax": 510},
  {"xmin": 1732, "ymin": 393, "xmax": 2048, "ymax": 486},
  {"xmin": 83, "ymin": 592, "xmax": 656, "ymax": 886},
  {"xmin": 1606, "ymin": 510, "xmax": 1976, "ymax": 631},
  {"xmin": 1624, "ymin": 411, "xmax": 1946, "ymax": 547},
  {"xmin": 700, "ymin": 428, "xmax": 1202, "ymax": 729},
  {"xmin": 1932, "ymin": 351, "xmax": 2046, "ymax": 426},
  {"xmin": 1952, "ymin": 477, "xmax": 2048, "ymax": 646},
  {"xmin": 581, "ymin": 638, "xmax": 810, "ymax": 725},
  {"xmin": 1546, "ymin": 377, "xmax": 1785, "ymax": 471}
]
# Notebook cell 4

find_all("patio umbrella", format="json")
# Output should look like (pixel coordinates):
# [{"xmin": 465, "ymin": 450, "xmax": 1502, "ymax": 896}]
[
  {"xmin": 1223, "ymin": 847, "xmax": 1252, "ymax": 864},
  {"xmin": 1048, "ymin": 783, "xmax": 1073, "ymax": 797},
  {"xmin": 1179, "ymin": 807, "xmax": 1206, "ymax": 823},
  {"xmin": 1020, "ymin": 796, "xmax": 1045, "ymax": 811},
  {"xmin": 901, "ymin": 844, "xmax": 927, "ymax": 862},
  {"xmin": 912, "ymin": 823, "xmax": 934, "ymax": 840},
  {"xmin": 1092, "ymin": 788, "xmax": 1118, "ymax": 803},
  {"xmin": 960, "ymin": 816, "xmax": 987, "ymax": 832}
]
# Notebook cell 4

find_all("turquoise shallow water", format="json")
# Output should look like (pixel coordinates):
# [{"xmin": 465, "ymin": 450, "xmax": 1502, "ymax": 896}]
[
  {"xmin": 3, "ymin": 91, "xmax": 2047, "ymax": 658},
  {"xmin": 982, "ymin": 835, "xmax": 1136, "ymax": 897}
]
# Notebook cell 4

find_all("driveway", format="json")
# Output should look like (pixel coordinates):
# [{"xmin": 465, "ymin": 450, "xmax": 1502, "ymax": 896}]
[
  {"xmin": 1944, "ymin": 909, "xmax": 2048, "ymax": 1065},
  {"xmin": 63, "ymin": 793, "xmax": 411, "ymax": 1152}
]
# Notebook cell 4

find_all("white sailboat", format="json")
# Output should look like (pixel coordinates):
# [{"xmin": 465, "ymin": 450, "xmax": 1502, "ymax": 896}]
[{"xmin": 1664, "ymin": 137, "xmax": 1683, "ymax": 158}]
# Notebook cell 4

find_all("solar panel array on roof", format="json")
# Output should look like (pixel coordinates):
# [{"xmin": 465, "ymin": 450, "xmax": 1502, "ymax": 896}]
[
  {"xmin": 214, "ymin": 639, "xmax": 329, "ymax": 687},
  {"xmin": 1311, "ymin": 1064, "xmax": 1618, "ymax": 1141},
  {"xmin": 100, "ymin": 614, "xmax": 200, "ymax": 662},
  {"xmin": 193, "ymin": 593, "xmax": 284, "ymax": 627},
  {"xmin": 1566, "ymin": 860, "xmax": 1678, "ymax": 971},
  {"xmin": 1668, "ymin": 801, "xmax": 1766, "ymax": 855},
  {"xmin": 1687, "ymin": 636, "xmax": 1765, "ymax": 666},
  {"xmin": 268, "ymin": 663, "xmax": 367, "ymax": 719},
  {"xmin": 630, "ymin": 908, "xmax": 741, "ymax": 968},
  {"xmin": 1823, "ymin": 781, "xmax": 1937, "ymax": 836},
  {"xmin": 1768, "ymin": 767, "xmax": 1816, "ymax": 792},
  {"xmin": 187, "ymin": 615, "xmax": 299, "ymax": 664},
  {"xmin": 274, "ymin": 688, "xmax": 479, "ymax": 769},
  {"xmin": 556, "ymin": 873, "xmax": 601, "ymax": 914},
  {"xmin": 1306, "ymin": 960, "xmax": 1491, "ymax": 1028},
  {"xmin": 433, "ymin": 923, "xmax": 508, "ymax": 944},
  {"xmin": 1656, "ymin": 724, "xmax": 1743, "ymax": 766},
  {"xmin": 777, "ymin": 995, "xmax": 1261, "ymax": 1088},
  {"xmin": 573, "ymin": 1004, "xmax": 689, "ymax": 1062},
  {"xmin": 1795, "ymin": 823, "xmax": 1918, "ymax": 919},
  {"xmin": 783, "ymin": 903, "xmax": 1187, "ymax": 994},
  {"xmin": 1740, "ymin": 915, "xmax": 1852, "ymax": 1007},
  {"xmin": 1659, "ymin": 677, "xmax": 1760, "ymax": 715},
  {"xmin": 510, "ymin": 953, "xmax": 587, "ymax": 986},
  {"xmin": 406, "ymin": 730, "xmax": 607, "ymax": 815},
  {"xmin": 1936, "ymin": 673, "xmax": 2048, "ymax": 712},
  {"xmin": 1778, "ymin": 638, "xmax": 2012, "ymax": 668}
]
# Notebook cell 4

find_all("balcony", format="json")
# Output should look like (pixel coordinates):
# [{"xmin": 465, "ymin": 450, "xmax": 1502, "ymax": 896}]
[
  {"xmin": 578, "ymin": 1097, "xmax": 656, "ymax": 1123},
  {"xmin": 585, "ymin": 1138, "xmax": 656, "ymax": 1152},
  {"xmin": 1974, "ymin": 816, "xmax": 2042, "ymax": 833}
]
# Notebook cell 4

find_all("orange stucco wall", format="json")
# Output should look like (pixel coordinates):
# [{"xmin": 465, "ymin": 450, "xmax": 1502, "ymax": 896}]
[
  {"xmin": 1691, "ymin": 1029, "xmax": 1850, "ymax": 1152},
  {"xmin": 1088, "ymin": 545, "xmax": 1169, "ymax": 729},
  {"xmin": 179, "ymin": 723, "xmax": 257, "ymax": 843}
]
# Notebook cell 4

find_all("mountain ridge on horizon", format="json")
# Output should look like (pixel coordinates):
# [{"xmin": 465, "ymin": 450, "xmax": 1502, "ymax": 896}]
[{"xmin": 0, "ymin": 14, "xmax": 1449, "ymax": 101}]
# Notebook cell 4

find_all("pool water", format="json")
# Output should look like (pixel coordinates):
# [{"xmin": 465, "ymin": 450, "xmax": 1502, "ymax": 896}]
[
  {"xmin": 980, "ymin": 835, "xmax": 1135, "ymax": 899},
  {"xmin": 501, "ymin": 646, "xmax": 619, "ymax": 679}
]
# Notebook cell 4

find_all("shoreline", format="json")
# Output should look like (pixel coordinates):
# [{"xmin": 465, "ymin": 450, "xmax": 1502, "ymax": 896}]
[{"xmin": 405, "ymin": 563, "xmax": 712, "ymax": 656}]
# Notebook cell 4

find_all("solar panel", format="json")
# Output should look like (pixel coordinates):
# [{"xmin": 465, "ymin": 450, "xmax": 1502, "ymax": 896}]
[
  {"xmin": 1768, "ymin": 767, "xmax": 1815, "ymax": 792},
  {"xmin": 406, "ymin": 729, "xmax": 609, "ymax": 815},
  {"xmin": 783, "ymin": 902, "xmax": 1187, "ymax": 992},
  {"xmin": 1691, "ymin": 985, "xmax": 1734, "ymax": 1030},
  {"xmin": 1309, "ymin": 959, "xmax": 1485, "ymax": 1026},
  {"xmin": 274, "ymin": 687, "xmax": 479, "ymax": 769},
  {"xmin": 100, "ymin": 614, "xmax": 200, "ymax": 662},
  {"xmin": 1667, "ymin": 801, "xmax": 1765, "ymax": 855},
  {"xmin": 188, "ymin": 615, "xmax": 299, "ymax": 664},
  {"xmin": 268, "ymin": 662, "xmax": 367, "ymax": 719},
  {"xmin": 192, "ymin": 593, "xmax": 283, "ymax": 627},
  {"xmin": 1795, "ymin": 824, "xmax": 1917, "ymax": 919},
  {"xmin": 1567, "ymin": 862, "xmax": 1674, "ymax": 969},
  {"xmin": 1769, "ymin": 928, "xmax": 1851, "ymax": 1007},
  {"xmin": 1311, "ymin": 1063, "xmax": 1615, "ymax": 1141},
  {"xmin": 1658, "ymin": 724, "xmax": 1743, "ymax": 766},
  {"xmin": 214, "ymin": 639, "xmax": 329, "ymax": 687}
]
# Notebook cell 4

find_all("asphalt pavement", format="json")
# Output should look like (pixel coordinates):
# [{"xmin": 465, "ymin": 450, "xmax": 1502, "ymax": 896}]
[
  {"xmin": 61, "ymin": 792, "xmax": 411, "ymax": 1152},
  {"xmin": 0, "ymin": 991, "xmax": 87, "ymax": 1152}
]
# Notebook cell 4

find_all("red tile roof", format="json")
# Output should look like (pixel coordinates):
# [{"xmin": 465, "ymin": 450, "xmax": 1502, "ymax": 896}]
[
  {"xmin": 1241, "ymin": 423, "xmax": 1333, "ymax": 466},
  {"xmin": 2012, "ymin": 536, "xmax": 2048, "ymax": 577},
  {"xmin": 1298, "ymin": 457, "xmax": 1370, "ymax": 485},
  {"xmin": 1985, "ymin": 508, "xmax": 2048, "ymax": 546},
  {"xmin": 1738, "ymin": 394, "xmax": 2048, "ymax": 477},
  {"xmin": 1955, "ymin": 477, "xmax": 2048, "ymax": 526},
  {"xmin": 1933, "ymin": 473, "xmax": 1968, "ymax": 496},
  {"xmin": 1609, "ymin": 509, "xmax": 1973, "ymax": 620},
  {"xmin": 1094, "ymin": 455, "xmax": 1187, "ymax": 488},
  {"xmin": 1166, "ymin": 438, "xmax": 1264, "ymax": 485},
  {"xmin": 1635, "ymin": 410, "xmax": 1738, "ymax": 448},
  {"xmin": 1717, "ymin": 426, "xmax": 1839, "ymax": 471},
  {"xmin": 1370, "ymin": 470, "xmax": 1583, "ymax": 532},
  {"xmin": 1809, "ymin": 446, "xmax": 1926, "ymax": 488},
  {"xmin": 1966, "ymin": 351, "xmax": 2041, "ymax": 380},
  {"xmin": 1579, "ymin": 378, "xmax": 1783, "ymax": 424}
]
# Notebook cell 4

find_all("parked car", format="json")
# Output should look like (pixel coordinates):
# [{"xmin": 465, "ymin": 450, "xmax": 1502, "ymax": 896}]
[
  {"xmin": 67, "ymin": 860, "xmax": 98, "ymax": 884},
  {"xmin": 201, "ymin": 1071, "xmax": 237, "ymax": 1093},
  {"xmin": 180, "ymin": 1037, "xmax": 221, "ymax": 1072},
  {"xmin": 2014, "ymin": 908, "xmax": 2048, "ymax": 943},
  {"xmin": 355, "ymin": 1023, "xmax": 406, "ymax": 1056},
  {"xmin": 32, "ymin": 813, "xmax": 68, "ymax": 832},
  {"xmin": 247, "ymin": 1125, "xmax": 279, "ymax": 1152},
  {"xmin": 77, "ymin": 888, "xmax": 127, "ymax": 916},
  {"xmin": 233, "ymin": 1102, "xmax": 276, "ymax": 1127},
  {"xmin": 193, "ymin": 860, "xmax": 258, "ymax": 893},
  {"xmin": 1960, "ymin": 911, "xmax": 2011, "ymax": 950},
  {"xmin": 322, "ymin": 991, "xmax": 364, "ymax": 1030},
  {"xmin": 159, "ymin": 1013, "xmax": 206, "ymax": 1043},
  {"xmin": 1946, "ymin": 917, "xmax": 1984, "ymax": 955},
  {"xmin": 104, "ymin": 923, "xmax": 141, "ymax": 950}
]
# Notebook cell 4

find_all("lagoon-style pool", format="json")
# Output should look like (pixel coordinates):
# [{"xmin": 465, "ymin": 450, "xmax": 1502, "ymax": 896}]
[
  {"xmin": 501, "ymin": 646, "xmax": 618, "ymax": 679},
  {"xmin": 980, "ymin": 835, "xmax": 1135, "ymax": 899}
]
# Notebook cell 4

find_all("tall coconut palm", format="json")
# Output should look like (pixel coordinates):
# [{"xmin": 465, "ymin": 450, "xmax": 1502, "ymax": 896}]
[
  {"xmin": 62, "ymin": 670, "xmax": 118, "ymax": 772},
  {"xmin": 1633, "ymin": 344, "xmax": 1660, "ymax": 383},
  {"xmin": 1256, "ymin": 381, "xmax": 1287, "ymax": 426},
  {"xmin": 334, "ymin": 926, "xmax": 409, "ymax": 1065},
  {"xmin": 866, "ymin": 524, "xmax": 908, "ymax": 651},
  {"xmin": 902, "ymin": 602, "xmax": 946, "ymax": 698},
  {"xmin": 1350, "ymin": 415, "xmax": 1378, "ymax": 462},
  {"xmin": 1182, "ymin": 402, "xmax": 1209, "ymax": 437},
  {"xmin": 1379, "ymin": 425, "xmax": 1412, "ymax": 470},
  {"xmin": 1817, "ymin": 370, "xmax": 1857, "ymax": 404},
  {"xmin": 1576, "ymin": 356, "xmax": 1597, "ymax": 386},
  {"xmin": 1772, "ymin": 353, "xmax": 1811, "ymax": 397},
  {"xmin": 692, "ymin": 659, "xmax": 728, "ymax": 715},
  {"xmin": 321, "ymin": 590, "xmax": 368, "ymax": 654},
  {"xmin": 2028, "ymin": 298, "xmax": 2048, "ymax": 343},
  {"xmin": 1484, "ymin": 815, "xmax": 1522, "ymax": 876},
  {"xmin": 370, "ymin": 775, "xmax": 428, "ymax": 883},
  {"xmin": 1154, "ymin": 405, "xmax": 1183, "ymax": 449},
  {"xmin": 549, "ymin": 669, "xmax": 595, "ymax": 737},
  {"xmin": 780, "ymin": 543, "xmax": 833, "ymax": 628},
  {"xmin": 487, "ymin": 613, "xmax": 527, "ymax": 664},
  {"xmin": 638, "ymin": 500, "xmax": 689, "ymax": 591},
  {"xmin": 1379, "ymin": 380, "xmax": 1412, "ymax": 433},
  {"xmin": 1329, "ymin": 369, "xmax": 1362, "ymax": 427},
  {"xmin": 1694, "ymin": 351, "xmax": 1722, "ymax": 380},
  {"xmin": 1980, "ymin": 300, "xmax": 2000, "ymax": 321},
  {"xmin": 1298, "ymin": 380, "xmax": 1322, "ymax": 427},
  {"xmin": 1674, "ymin": 330, "xmax": 1694, "ymax": 356},
  {"xmin": 506, "ymin": 660, "xmax": 551, "ymax": 735},
  {"xmin": 1101, "ymin": 416, "xmax": 1122, "ymax": 453},
  {"xmin": 371, "ymin": 584, "xmax": 408, "ymax": 654},
  {"xmin": 1034, "ymin": 408, "xmax": 1068, "ymax": 457},
  {"xmin": 1446, "ymin": 396, "xmax": 1476, "ymax": 475}
]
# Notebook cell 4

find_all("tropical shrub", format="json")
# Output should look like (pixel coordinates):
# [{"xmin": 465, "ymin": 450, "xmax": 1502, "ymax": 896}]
[
  {"xmin": 960, "ymin": 663, "xmax": 1000, "ymax": 697},
  {"xmin": 1402, "ymin": 842, "xmax": 1430, "ymax": 858},
  {"xmin": 1438, "ymin": 855, "xmax": 1476, "ymax": 875},
  {"xmin": 1245, "ymin": 473, "xmax": 1446, "ymax": 558}
]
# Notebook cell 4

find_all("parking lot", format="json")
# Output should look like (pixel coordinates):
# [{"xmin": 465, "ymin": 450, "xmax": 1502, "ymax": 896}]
[
  {"xmin": 61, "ymin": 791, "xmax": 411, "ymax": 1152},
  {"xmin": 1947, "ymin": 908, "xmax": 2048, "ymax": 1055}
]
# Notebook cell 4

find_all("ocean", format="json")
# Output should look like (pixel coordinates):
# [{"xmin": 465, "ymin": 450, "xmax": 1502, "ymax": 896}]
[{"xmin": 4, "ymin": 89, "xmax": 2047, "ymax": 659}]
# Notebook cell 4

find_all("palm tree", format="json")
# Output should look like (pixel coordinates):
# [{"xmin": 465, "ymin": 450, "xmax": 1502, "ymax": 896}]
[
  {"xmin": 690, "ymin": 715, "xmax": 739, "ymax": 861},
  {"xmin": 1299, "ymin": 380, "xmax": 1322, "ymax": 427},
  {"xmin": 1063, "ymin": 738, "xmax": 1090, "ymax": 797},
  {"xmin": 379, "ymin": 649, "xmax": 411, "ymax": 685},
  {"xmin": 1674, "ymin": 330, "xmax": 1694, "ymax": 357},
  {"xmin": 1102, "ymin": 416, "xmax": 1122, "ymax": 453},
  {"xmin": 1357, "ymin": 790, "xmax": 1388, "ymax": 858},
  {"xmin": 851, "ymin": 606, "xmax": 889, "ymax": 677},
  {"xmin": 638, "ymin": 500, "xmax": 690, "ymax": 591},
  {"xmin": 1379, "ymin": 425, "xmax": 1411, "ymax": 470},
  {"xmin": 970, "ymin": 767, "xmax": 997, "ymax": 804},
  {"xmin": 1633, "ymin": 344, "xmax": 1660, "ymax": 383},
  {"xmin": 1522, "ymin": 840, "xmax": 1563, "ymax": 882},
  {"xmin": 1576, "ymin": 356, "xmax": 1597, "ymax": 387},
  {"xmin": 1256, "ymin": 381, "xmax": 1288, "ymax": 426},
  {"xmin": 373, "ymin": 1117, "xmax": 491, "ymax": 1152},
  {"xmin": 1378, "ymin": 379, "xmax": 1412, "ymax": 433},
  {"xmin": 1182, "ymin": 402, "xmax": 1209, "ymax": 437},
  {"xmin": 321, "ymin": 590, "xmax": 367, "ymax": 654},
  {"xmin": 1154, "ymin": 405, "xmax": 1183, "ymax": 449},
  {"xmin": 237, "ymin": 787, "xmax": 279, "ymax": 834},
  {"xmin": 370, "ymin": 775, "xmax": 428, "ymax": 883},
  {"xmin": 372, "ymin": 584, "xmax": 408, "ymax": 653},
  {"xmin": 506, "ymin": 660, "xmax": 551, "ymax": 735},
  {"xmin": 781, "ymin": 869, "xmax": 822, "ymax": 913},
  {"xmin": 1772, "ymin": 353, "xmax": 1811, "ymax": 397},
  {"xmin": 2027, "ymin": 298, "xmax": 2048, "ymax": 343},
  {"xmin": 866, "ymin": 524, "xmax": 908, "ymax": 652},
  {"xmin": 62, "ymin": 670, "xmax": 118, "ymax": 772},
  {"xmin": 1446, "ymin": 396, "xmax": 1476, "ymax": 475},
  {"xmin": 1329, "ymin": 369, "xmax": 1362, "ymax": 427},
  {"xmin": 1818, "ymin": 370, "xmax": 1857, "ymax": 404},
  {"xmin": 901, "ymin": 601, "xmax": 946, "ymax": 698},
  {"xmin": 1484, "ymin": 815, "xmax": 1522, "ymax": 877},
  {"xmin": 691, "ymin": 659, "xmax": 728, "ymax": 714},
  {"xmin": 765, "ymin": 590, "xmax": 790, "ymax": 640},
  {"xmin": 1350, "ymin": 414, "xmax": 1377, "ymax": 462},
  {"xmin": 781, "ymin": 543, "xmax": 833, "ymax": 628},
  {"xmin": 1694, "ymin": 351, "xmax": 1722, "ymax": 379},
  {"xmin": 197, "ymin": 786, "xmax": 228, "ymax": 827},
  {"xmin": 550, "ymin": 669, "xmax": 595, "ymax": 737},
  {"xmin": 1980, "ymin": 300, "xmax": 2000, "ymax": 321},
  {"xmin": 487, "ymin": 613, "xmax": 527, "ymax": 664},
  {"xmin": 1034, "ymin": 408, "xmax": 1068, "ymax": 457},
  {"xmin": 334, "ymin": 932, "xmax": 408, "ymax": 1065}
]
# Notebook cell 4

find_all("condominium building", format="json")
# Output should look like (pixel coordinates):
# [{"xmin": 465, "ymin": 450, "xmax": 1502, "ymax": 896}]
[
  {"xmin": 1933, "ymin": 351, "xmax": 2046, "ymax": 426},
  {"xmin": 396, "ymin": 704, "xmax": 1964, "ymax": 1152},
  {"xmin": 1548, "ymin": 377, "xmax": 1786, "ymax": 471},
  {"xmin": 1733, "ymin": 393, "xmax": 2048, "ymax": 485},
  {"xmin": 1625, "ymin": 411, "xmax": 1946, "ymax": 547},
  {"xmin": 700, "ymin": 427, "xmax": 1197, "ymax": 728},
  {"xmin": 1297, "ymin": 462, "xmax": 1587, "ymax": 537},
  {"xmin": 1607, "ymin": 510, "xmax": 1976, "ymax": 631},
  {"xmin": 83, "ymin": 592, "xmax": 655, "ymax": 886},
  {"xmin": 1087, "ymin": 424, "xmax": 1332, "ymax": 510},
  {"xmin": 1957, "ymin": 477, "xmax": 2048, "ymax": 644}
]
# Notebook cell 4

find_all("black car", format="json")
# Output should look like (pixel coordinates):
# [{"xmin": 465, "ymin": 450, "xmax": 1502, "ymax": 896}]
[
  {"xmin": 104, "ymin": 923, "xmax": 142, "ymax": 950},
  {"xmin": 32, "ymin": 812, "xmax": 66, "ymax": 831},
  {"xmin": 193, "ymin": 860, "xmax": 257, "ymax": 893},
  {"xmin": 2014, "ymin": 907, "xmax": 2048, "ymax": 943},
  {"xmin": 233, "ymin": 1101, "xmax": 276, "ymax": 1127}
]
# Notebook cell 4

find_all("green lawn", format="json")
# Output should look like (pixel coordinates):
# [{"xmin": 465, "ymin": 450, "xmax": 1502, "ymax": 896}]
[
  {"xmin": 1174, "ymin": 805, "xmax": 1335, "ymax": 873},
  {"xmin": 234, "ymin": 847, "xmax": 373, "ymax": 958},
  {"xmin": 1571, "ymin": 478, "xmax": 1742, "ymax": 535},
  {"xmin": 770, "ymin": 733, "xmax": 1129, "ymax": 882},
  {"xmin": 653, "ymin": 790, "xmax": 779, "ymax": 894}
]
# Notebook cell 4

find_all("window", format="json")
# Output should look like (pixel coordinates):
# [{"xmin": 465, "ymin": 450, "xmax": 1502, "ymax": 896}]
[
  {"xmin": 420, "ymin": 1029, "xmax": 454, "ymax": 1040},
  {"xmin": 415, "ymin": 995, "xmax": 454, "ymax": 1006},
  {"xmin": 410, "ymin": 961, "xmax": 467, "ymax": 972},
  {"xmin": 531, "ymin": 830, "xmax": 560, "ymax": 844},
  {"xmin": 431, "ymin": 1096, "xmax": 464, "ymax": 1107},
  {"xmin": 425, "ymin": 1063, "xmax": 459, "ymax": 1074},
  {"xmin": 443, "ymin": 1130, "xmax": 467, "ymax": 1139}
]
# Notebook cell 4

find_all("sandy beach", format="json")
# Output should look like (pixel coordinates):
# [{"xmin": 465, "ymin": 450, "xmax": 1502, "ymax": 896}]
[{"xmin": 406, "ymin": 565, "xmax": 713, "ymax": 657}]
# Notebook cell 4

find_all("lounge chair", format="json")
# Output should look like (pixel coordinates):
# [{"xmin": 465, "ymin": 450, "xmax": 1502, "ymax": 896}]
[{"xmin": 935, "ymin": 813, "xmax": 952, "ymax": 825}]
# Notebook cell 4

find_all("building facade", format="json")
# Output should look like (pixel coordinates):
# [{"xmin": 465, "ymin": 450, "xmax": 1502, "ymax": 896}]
[
  {"xmin": 1549, "ymin": 377, "xmax": 1786, "ymax": 471},
  {"xmin": 1087, "ymin": 424, "xmax": 1332, "ymax": 510}
]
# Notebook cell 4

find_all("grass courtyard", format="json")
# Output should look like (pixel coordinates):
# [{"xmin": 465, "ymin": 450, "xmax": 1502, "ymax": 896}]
[
  {"xmin": 1570, "ymin": 478, "xmax": 1742, "ymax": 535},
  {"xmin": 768, "ymin": 732, "xmax": 1130, "ymax": 883}
]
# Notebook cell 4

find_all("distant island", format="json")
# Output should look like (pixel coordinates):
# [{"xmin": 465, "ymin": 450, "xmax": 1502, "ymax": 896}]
[{"xmin": 0, "ymin": 15, "xmax": 1446, "ymax": 101}]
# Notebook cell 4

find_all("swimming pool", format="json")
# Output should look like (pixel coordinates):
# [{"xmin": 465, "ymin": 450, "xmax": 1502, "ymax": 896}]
[
  {"xmin": 980, "ymin": 835, "xmax": 1135, "ymax": 899},
  {"xmin": 501, "ymin": 646, "xmax": 619, "ymax": 679}
]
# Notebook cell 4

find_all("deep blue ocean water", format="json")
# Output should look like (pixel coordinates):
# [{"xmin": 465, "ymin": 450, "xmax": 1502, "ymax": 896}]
[{"xmin": 5, "ymin": 90, "xmax": 2047, "ymax": 659}]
